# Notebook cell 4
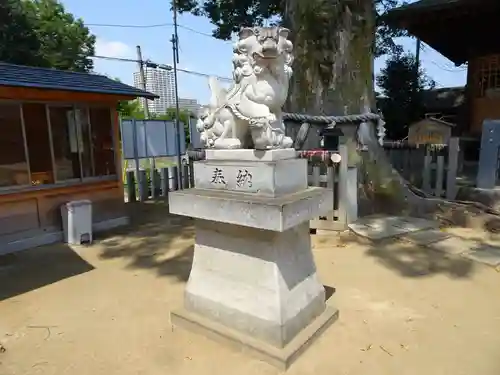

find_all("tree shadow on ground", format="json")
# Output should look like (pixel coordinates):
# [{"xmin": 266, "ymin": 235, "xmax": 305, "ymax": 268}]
[
  {"xmin": 336, "ymin": 226, "xmax": 476, "ymax": 279},
  {"xmin": 0, "ymin": 244, "xmax": 94, "ymax": 301},
  {"xmin": 118, "ymin": 243, "xmax": 194, "ymax": 282},
  {"xmin": 365, "ymin": 241, "xmax": 474, "ymax": 278},
  {"xmin": 95, "ymin": 200, "xmax": 195, "ymax": 282}
]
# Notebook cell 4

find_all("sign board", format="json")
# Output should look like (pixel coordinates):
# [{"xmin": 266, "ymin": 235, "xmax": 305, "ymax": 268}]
[
  {"xmin": 121, "ymin": 119, "xmax": 186, "ymax": 159},
  {"xmin": 477, "ymin": 119, "xmax": 500, "ymax": 189},
  {"xmin": 188, "ymin": 117, "xmax": 202, "ymax": 149},
  {"xmin": 408, "ymin": 118, "xmax": 452, "ymax": 146},
  {"xmin": 413, "ymin": 133, "xmax": 444, "ymax": 145}
]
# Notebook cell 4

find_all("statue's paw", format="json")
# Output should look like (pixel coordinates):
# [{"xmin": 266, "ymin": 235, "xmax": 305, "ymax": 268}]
[
  {"xmin": 213, "ymin": 138, "xmax": 242, "ymax": 149},
  {"xmin": 281, "ymin": 136, "xmax": 293, "ymax": 148},
  {"xmin": 253, "ymin": 135, "xmax": 272, "ymax": 150},
  {"xmin": 254, "ymin": 141, "xmax": 272, "ymax": 150},
  {"xmin": 251, "ymin": 131, "xmax": 273, "ymax": 150}
]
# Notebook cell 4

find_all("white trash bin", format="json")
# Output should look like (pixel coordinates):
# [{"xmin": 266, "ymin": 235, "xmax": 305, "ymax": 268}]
[{"xmin": 61, "ymin": 200, "xmax": 93, "ymax": 245}]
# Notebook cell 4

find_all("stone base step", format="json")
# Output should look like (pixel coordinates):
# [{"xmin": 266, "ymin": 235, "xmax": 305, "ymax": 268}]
[{"xmin": 170, "ymin": 304, "xmax": 339, "ymax": 371}]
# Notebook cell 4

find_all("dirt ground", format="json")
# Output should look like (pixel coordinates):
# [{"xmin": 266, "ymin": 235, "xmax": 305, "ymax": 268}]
[{"xmin": 1, "ymin": 201, "xmax": 500, "ymax": 375}]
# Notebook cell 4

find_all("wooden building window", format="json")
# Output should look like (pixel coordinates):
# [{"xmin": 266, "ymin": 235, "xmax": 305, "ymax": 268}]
[
  {"xmin": 49, "ymin": 106, "xmax": 82, "ymax": 181},
  {"xmin": 0, "ymin": 103, "xmax": 30, "ymax": 187},
  {"xmin": 48, "ymin": 106, "xmax": 95, "ymax": 181},
  {"xmin": 0, "ymin": 101, "xmax": 117, "ymax": 191},
  {"xmin": 23, "ymin": 103, "xmax": 55, "ymax": 185},
  {"xmin": 77, "ymin": 107, "xmax": 94, "ymax": 178},
  {"xmin": 89, "ymin": 108, "xmax": 116, "ymax": 176},
  {"xmin": 475, "ymin": 54, "xmax": 500, "ymax": 97}
]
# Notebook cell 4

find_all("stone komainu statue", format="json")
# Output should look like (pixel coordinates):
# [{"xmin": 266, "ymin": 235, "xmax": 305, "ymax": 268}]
[{"xmin": 197, "ymin": 26, "xmax": 294, "ymax": 150}]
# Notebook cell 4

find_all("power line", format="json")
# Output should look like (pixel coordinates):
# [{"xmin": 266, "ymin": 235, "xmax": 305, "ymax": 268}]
[
  {"xmin": 420, "ymin": 44, "xmax": 467, "ymax": 72},
  {"xmin": 429, "ymin": 60, "xmax": 467, "ymax": 72},
  {"xmin": 87, "ymin": 22, "xmax": 172, "ymax": 28},
  {"xmin": 93, "ymin": 48, "xmax": 464, "ymax": 78},
  {"xmin": 86, "ymin": 21, "xmax": 233, "ymax": 42},
  {"xmin": 90, "ymin": 54, "xmax": 233, "ymax": 82}
]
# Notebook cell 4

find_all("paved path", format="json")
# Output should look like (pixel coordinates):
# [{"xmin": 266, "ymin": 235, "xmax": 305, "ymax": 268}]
[{"xmin": 349, "ymin": 216, "xmax": 500, "ymax": 268}]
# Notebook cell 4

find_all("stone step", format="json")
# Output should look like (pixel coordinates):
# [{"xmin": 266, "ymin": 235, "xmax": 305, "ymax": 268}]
[
  {"xmin": 348, "ymin": 216, "xmax": 437, "ymax": 241},
  {"xmin": 427, "ymin": 236, "xmax": 500, "ymax": 267},
  {"xmin": 401, "ymin": 229, "xmax": 452, "ymax": 246}
]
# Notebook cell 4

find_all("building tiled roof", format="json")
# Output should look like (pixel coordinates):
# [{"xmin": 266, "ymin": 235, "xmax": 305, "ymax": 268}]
[
  {"xmin": 377, "ymin": 86, "xmax": 465, "ymax": 112},
  {"xmin": 422, "ymin": 86, "xmax": 465, "ymax": 110},
  {"xmin": 387, "ymin": 0, "xmax": 465, "ymax": 15},
  {"xmin": 385, "ymin": 0, "xmax": 500, "ymax": 64},
  {"xmin": 0, "ymin": 62, "xmax": 158, "ymax": 99},
  {"xmin": 419, "ymin": 116, "xmax": 456, "ymax": 127}
]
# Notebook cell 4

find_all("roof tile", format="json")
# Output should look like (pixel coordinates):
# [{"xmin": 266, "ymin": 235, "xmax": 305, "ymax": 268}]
[
  {"xmin": 0, "ymin": 62, "xmax": 158, "ymax": 99},
  {"xmin": 390, "ymin": 0, "xmax": 463, "ymax": 13}
]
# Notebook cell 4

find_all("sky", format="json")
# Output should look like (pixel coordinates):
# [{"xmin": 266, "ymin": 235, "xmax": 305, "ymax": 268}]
[{"xmin": 61, "ymin": 0, "xmax": 468, "ymax": 106}]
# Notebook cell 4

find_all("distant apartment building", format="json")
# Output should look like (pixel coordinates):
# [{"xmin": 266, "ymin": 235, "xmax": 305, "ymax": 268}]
[
  {"xmin": 133, "ymin": 68, "xmax": 175, "ymax": 114},
  {"xmin": 177, "ymin": 98, "xmax": 200, "ymax": 115}
]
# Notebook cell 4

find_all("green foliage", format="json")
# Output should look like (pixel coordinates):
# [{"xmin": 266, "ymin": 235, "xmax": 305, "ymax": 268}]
[
  {"xmin": 0, "ymin": 0, "xmax": 44, "ymax": 65},
  {"xmin": 111, "ymin": 78, "xmax": 142, "ymax": 118},
  {"xmin": 374, "ymin": 0, "xmax": 408, "ymax": 57},
  {"xmin": 376, "ymin": 51, "xmax": 436, "ymax": 140},
  {"xmin": 117, "ymin": 99, "xmax": 143, "ymax": 119},
  {"xmin": 155, "ymin": 107, "xmax": 190, "ymax": 125},
  {"xmin": 175, "ymin": 0, "xmax": 407, "ymax": 57},
  {"xmin": 0, "ymin": 0, "xmax": 95, "ymax": 71},
  {"xmin": 175, "ymin": 0, "xmax": 407, "ymax": 114}
]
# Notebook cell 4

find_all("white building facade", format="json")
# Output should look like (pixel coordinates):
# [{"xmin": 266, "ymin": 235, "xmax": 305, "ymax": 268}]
[
  {"xmin": 177, "ymin": 98, "xmax": 201, "ymax": 115},
  {"xmin": 133, "ymin": 68, "xmax": 176, "ymax": 115}
]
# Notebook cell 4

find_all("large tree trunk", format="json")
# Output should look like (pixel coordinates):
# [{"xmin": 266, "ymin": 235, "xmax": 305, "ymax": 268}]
[
  {"xmin": 284, "ymin": 0, "xmax": 426, "ymax": 216},
  {"xmin": 284, "ymin": 0, "xmax": 375, "ymax": 114},
  {"xmin": 284, "ymin": 0, "xmax": 424, "ymax": 216}
]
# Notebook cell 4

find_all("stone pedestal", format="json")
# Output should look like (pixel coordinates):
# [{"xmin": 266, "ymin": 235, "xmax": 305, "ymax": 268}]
[{"xmin": 169, "ymin": 149, "xmax": 338, "ymax": 369}]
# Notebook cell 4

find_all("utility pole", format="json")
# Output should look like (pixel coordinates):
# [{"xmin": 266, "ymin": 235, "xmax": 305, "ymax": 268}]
[
  {"xmin": 171, "ymin": 0, "xmax": 183, "ymax": 188},
  {"xmin": 414, "ymin": 38, "xmax": 421, "ymax": 94},
  {"xmin": 415, "ymin": 39, "xmax": 421, "ymax": 76},
  {"xmin": 136, "ymin": 45, "xmax": 150, "ymax": 119},
  {"xmin": 137, "ymin": 45, "xmax": 156, "ymax": 185}
]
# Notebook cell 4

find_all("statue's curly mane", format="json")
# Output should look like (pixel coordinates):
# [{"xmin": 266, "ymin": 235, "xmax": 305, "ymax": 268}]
[{"xmin": 198, "ymin": 26, "xmax": 295, "ymax": 150}]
